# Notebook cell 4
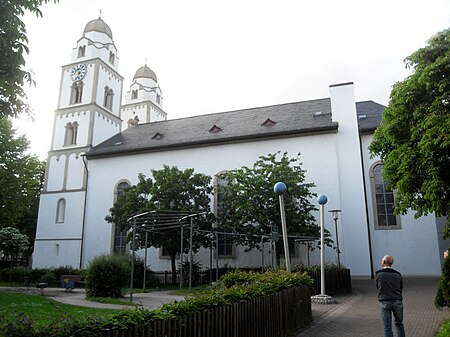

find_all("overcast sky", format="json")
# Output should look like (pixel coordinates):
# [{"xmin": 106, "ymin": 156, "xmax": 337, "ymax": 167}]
[{"xmin": 16, "ymin": 0, "xmax": 450, "ymax": 159}]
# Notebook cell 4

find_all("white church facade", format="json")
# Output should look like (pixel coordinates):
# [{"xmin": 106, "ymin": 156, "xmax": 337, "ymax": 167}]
[{"xmin": 32, "ymin": 18, "xmax": 448, "ymax": 277}]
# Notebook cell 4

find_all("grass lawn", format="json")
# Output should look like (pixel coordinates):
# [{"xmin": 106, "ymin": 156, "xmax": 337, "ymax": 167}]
[{"xmin": 0, "ymin": 291, "xmax": 119, "ymax": 329}]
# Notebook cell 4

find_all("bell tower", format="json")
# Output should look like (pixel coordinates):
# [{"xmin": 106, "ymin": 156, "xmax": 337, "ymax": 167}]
[{"xmin": 33, "ymin": 17, "xmax": 123, "ymax": 268}]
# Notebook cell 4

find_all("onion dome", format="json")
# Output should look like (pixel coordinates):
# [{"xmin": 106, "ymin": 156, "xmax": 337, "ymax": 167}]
[
  {"xmin": 84, "ymin": 17, "xmax": 113, "ymax": 39},
  {"xmin": 133, "ymin": 65, "xmax": 158, "ymax": 82}
]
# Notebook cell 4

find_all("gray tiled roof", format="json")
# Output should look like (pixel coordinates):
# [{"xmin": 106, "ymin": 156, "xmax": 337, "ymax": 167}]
[
  {"xmin": 87, "ymin": 99, "xmax": 385, "ymax": 158},
  {"xmin": 356, "ymin": 101, "xmax": 385, "ymax": 132}
]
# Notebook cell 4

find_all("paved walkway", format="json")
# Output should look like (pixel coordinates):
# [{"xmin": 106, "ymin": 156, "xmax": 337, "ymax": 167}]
[
  {"xmin": 2, "ymin": 277, "xmax": 449, "ymax": 336},
  {"xmin": 297, "ymin": 277, "xmax": 450, "ymax": 337}
]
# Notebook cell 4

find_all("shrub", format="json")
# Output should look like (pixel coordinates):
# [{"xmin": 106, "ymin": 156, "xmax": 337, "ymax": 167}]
[
  {"xmin": 180, "ymin": 258, "xmax": 202, "ymax": 286},
  {"xmin": 86, "ymin": 254, "xmax": 130, "ymax": 298},
  {"xmin": 40, "ymin": 272, "xmax": 57, "ymax": 285},
  {"xmin": 132, "ymin": 255, "xmax": 159, "ymax": 288},
  {"xmin": 435, "ymin": 255, "xmax": 450, "ymax": 308},
  {"xmin": 28, "ymin": 268, "xmax": 49, "ymax": 283},
  {"xmin": 10, "ymin": 266, "xmax": 30, "ymax": 283}
]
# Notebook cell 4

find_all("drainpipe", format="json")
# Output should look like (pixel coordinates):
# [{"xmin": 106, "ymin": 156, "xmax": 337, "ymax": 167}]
[
  {"xmin": 80, "ymin": 154, "xmax": 89, "ymax": 269},
  {"xmin": 358, "ymin": 129, "xmax": 374, "ymax": 279}
]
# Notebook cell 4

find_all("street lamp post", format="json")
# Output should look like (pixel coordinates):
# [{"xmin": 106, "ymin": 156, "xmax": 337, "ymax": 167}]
[
  {"xmin": 329, "ymin": 209, "xmax": 342, "ymax": 266},
  {"xmin": 274, "ymin": 182, "xmax": 291, "ymax": 273},
  {"xmin": 311, "ymin": 194, "xmax": 336, "ymax": 304}
]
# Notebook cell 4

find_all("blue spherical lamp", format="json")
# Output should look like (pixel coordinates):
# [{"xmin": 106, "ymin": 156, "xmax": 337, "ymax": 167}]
[
  {"xmin": 274, "ymin": 182, "xmax": 287, "ymax": 195},
  {"xmin": 317, "ymin": 194, "xmax": 328, "ymax": 205}
]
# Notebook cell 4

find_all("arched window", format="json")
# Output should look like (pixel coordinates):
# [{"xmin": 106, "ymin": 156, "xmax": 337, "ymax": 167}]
[
  {"xmin": 103, "ymin": 86, "xmax": 114, "ymax": 110},
  {"xmin": 214, "ymin": 172, "xmax": 234, "ymax": 257},
  {"xmin": 78, "ymin": 46, "xmax": 86, "ymax": 58},
  {"xmin": 70, "ymin": 81, "xmax": 83, "ymax": 104},
  {"xmin": 370, "ymin": 163, "xmax": 401, "ymax": 229},
  {"xmin": 131, "ymin": 90, "xmax": 138, "ymax": 100},
  {"xmin": 113, "ymin": 181, "xmax": 130, "ymax": 254},
  {"xmin": 109, "ymin": 51, "xmax": 115, "ymax": 65},
  {"xmin": 64, "ymin": 122, "xmax": 78, "ymax": 145},
  {"xmin": 56, "ymin": 198, "xmax": 66, "ymax": 223}
]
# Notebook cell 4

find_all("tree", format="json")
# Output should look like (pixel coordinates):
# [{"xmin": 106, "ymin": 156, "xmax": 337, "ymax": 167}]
[
  {"xmin": 0, "ymin": 0, "xmax": 59, "ymax": 118},
  {"xmin": 218, "ymin": 152, "xmax": 326, "ymax": 262},
  {"xmin": 0, "ymin": 227, "xmax": 29, "ymax": 268},
  {"xmin": 0, "ymin": 118, "xmax": 45, "ymax": 236},
  {"xmin": 106, "ymin": 165, "xmax": 214, "ymax": 283},
  {"xmin": 369, "ymin": 28, "xmax": 450, "ymax": 237}
]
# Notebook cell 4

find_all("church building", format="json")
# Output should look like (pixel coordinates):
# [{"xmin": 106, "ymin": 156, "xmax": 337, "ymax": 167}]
[{"xmin": 32, "ymin": 18, "xmax": 448, "ymax": 277}]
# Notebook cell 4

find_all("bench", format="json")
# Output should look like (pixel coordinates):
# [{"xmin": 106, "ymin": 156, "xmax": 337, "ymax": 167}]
[
  {"xmin": 60, "ymin": 275, "xmax": 84, "ymax": 291},
  {"xmin": 35, "ymin": 282, "xmax": 48, "ymax": 295}
]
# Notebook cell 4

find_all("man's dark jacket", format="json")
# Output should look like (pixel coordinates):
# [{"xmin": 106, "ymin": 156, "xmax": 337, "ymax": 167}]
[{"xmin": 375, "ymin": 267, "xmax": 403, "ymax": 301}]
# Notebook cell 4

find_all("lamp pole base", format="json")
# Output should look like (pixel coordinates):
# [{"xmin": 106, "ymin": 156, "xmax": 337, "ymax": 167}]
[{"xmin": 311, "ymin": 294, "xmax": 337, "ymax": 304}]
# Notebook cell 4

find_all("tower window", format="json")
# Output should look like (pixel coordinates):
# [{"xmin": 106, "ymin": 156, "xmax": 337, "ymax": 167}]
[
  {"xmin": 56, "ymin": 198, "xmax": 66, "ymax": 223},
  {"xmin": 109, "ymin": 51, "xmax": 115, "ymax": 65},
  {"xmin": 156, "ymin": 93, "xmax": 161, "ymax": 104},
  {"xmin": 64, "ymin": 122, "xmax": 78, "ymax": 146},
  {"xmin": 370, "ymin": 163, "xmax": 401, "ymax": 229},
  {"xmin": 103, "ymin": 86, "xmax": 114, "ymax": 110},
  {"xmin": 70, "ymin": 81, "xmax": 84, "ymax": 104},
  {"xmin": 78, "ymin": 46, "xmax": 86, "ymax": 58},
  {"xmin": 131, "ymin": 90, "xmax": 138, "ymax": 100}
]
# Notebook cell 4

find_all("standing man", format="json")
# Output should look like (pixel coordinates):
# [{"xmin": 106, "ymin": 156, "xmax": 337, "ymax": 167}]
[{"xmin": 375, "ymin": 255, "xmax": 406, "ymax": 337}]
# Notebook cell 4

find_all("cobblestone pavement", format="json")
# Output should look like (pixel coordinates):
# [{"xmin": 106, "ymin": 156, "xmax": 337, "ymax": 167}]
[{"xmin": 296, "ymin": 278, "xmax": 450, "ymax": 337}]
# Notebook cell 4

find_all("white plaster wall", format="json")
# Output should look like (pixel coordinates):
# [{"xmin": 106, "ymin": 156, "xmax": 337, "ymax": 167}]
[
  {"xmin": 33, "ymin": 240, "xmax": 81, "ymax": 268},
  {"xmin": 96, "ymin": 65, "xmax": 123, "ymax": 116},
  {"xmin": 150, "ymin": 106, "xmax": 166, "ymax": 122},
  {"xmin": 71, "ymin": 37, "xmax": 119, "ymax": 72},
  {"xmin": 329, "ymin": 83, "xmax": 372, "ymax": 276},
  {"xmin": 361, "ymin": 134, "xmax": 442, "ymax": 275},
  {"xmin": 92, "ymin": 112, "xmax": 120, "ymax": 146},
  {"xmin": 82, "ymin": 134, "xmax": 353, "ymax": 271},
  {"xmin": 33, "ymin": 191, "xmax": 86, "ymax": 268},
  {"xmin": 47, "ymin": 155, "xmax": 66, "ymax": 191},
  {"xmin": 52, "ymin": 111, "xmax": 90, "ymax": 150},
  {"xmin": 59, "ymin": 64, "xmax": 95, "ymax": 109},
  {"xmin": 121, "ymin": 104, "xmax": 148, "ymax": 129},
  {"xmin": 35, "ymin": 192, "xmax": 85, "ymax": 239},
  {"xmin": 66, "ymin": 153, "xmax": 85, "ymax": 190}
]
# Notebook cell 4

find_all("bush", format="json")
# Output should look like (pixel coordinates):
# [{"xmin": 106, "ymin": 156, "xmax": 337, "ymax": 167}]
[
  {"xmin": 132, "ymin": 256, "xmax": 159, "ymax": 288},
  {"xmin": 40, "ymin": 272, "xmax": 57, "ymax": 285},
  {"xmin": 436, "ymin": 320, "xmax": 450, "ymax": 337},
  {"xmin": 180, "ymin": 258, "xmax": 202, "ymax": 286},
  {"xmin": 86, "ymin": 254, "xmax": 130, "ymax": 298},
  {"xmin": 435, "ymin": 255, "xmax": 450, "ymax": 308},
  {"xmin": 10, "ymin": 266, "xmax": 30, "ymax": 282}
]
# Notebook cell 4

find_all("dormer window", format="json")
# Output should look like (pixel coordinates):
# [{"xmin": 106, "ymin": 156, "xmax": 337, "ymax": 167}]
[
  {"xmin": 109, "ymin": 51, "xmax": 115, "ymax": 65},
  {"xmin": 131, "ymin": 90, "xmax": 138, "ymax": 100},
  {"xmin": 78, "ymin": 46, "xmax": 86, "ymax": 58},
  {"xmin": 209, "ymin": 125, "xmax": 222, "ymax": 133},
  {"xmin": 152, "ymin": 132, "xmax": 164, "ymax": 140},
  {"xmin": 261, "ymin": 118, "xmax": 277, "ymax": 127}
]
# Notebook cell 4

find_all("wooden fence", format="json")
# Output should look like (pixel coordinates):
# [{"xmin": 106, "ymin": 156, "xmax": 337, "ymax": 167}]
[{"xmin": 99, "ymin": 285, "xmax": 312, "ymax": 337}]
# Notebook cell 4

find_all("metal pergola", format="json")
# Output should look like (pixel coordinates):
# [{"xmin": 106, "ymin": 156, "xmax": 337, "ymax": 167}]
[{"xmin": 126, "ymin": 210, "xmax": 206, "ymax": 302}]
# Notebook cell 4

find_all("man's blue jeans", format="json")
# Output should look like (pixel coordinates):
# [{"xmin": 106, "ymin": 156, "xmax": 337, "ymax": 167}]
[{"xmin": 379, "ymin": 300, "xmax": 406, "ymax": 337}]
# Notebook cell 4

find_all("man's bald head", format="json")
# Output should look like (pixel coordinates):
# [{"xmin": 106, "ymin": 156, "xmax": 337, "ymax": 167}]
[{"xmin": 382, "ymin": 255, "xmax": 394, "ymax": 267}]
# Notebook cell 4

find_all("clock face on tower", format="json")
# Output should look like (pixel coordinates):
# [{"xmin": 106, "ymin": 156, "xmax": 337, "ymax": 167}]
[{"xmin": 70, "ymin": 64, "xmax": 87, "ymax": 81}]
